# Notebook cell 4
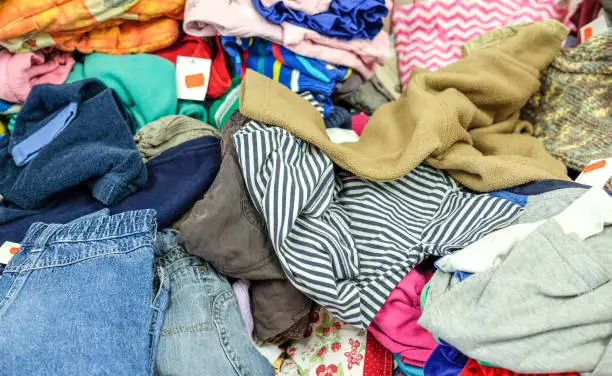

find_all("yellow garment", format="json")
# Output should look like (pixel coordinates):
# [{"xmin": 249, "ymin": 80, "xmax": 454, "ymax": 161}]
[
  {"xmin": 56, "ymin": 18, "xmax": 180, "ymax": 55},
  {"xmin": 239, "ymin": 21, "xmax": 570, "ymax": 192}
]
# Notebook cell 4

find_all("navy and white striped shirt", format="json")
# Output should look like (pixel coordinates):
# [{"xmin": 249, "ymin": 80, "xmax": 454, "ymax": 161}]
[{"xmin": 234, "ymin": 121, "xmax": 523, "ymax": 327}]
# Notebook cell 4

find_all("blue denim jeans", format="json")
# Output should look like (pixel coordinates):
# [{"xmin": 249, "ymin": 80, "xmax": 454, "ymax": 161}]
[
  {"xmin": 0, "ymin": 209, "xmax": 167, "ymax": 375},
  {"xmin": 154, "ymin": 230, "xmax": 274, "ymax": 376}
]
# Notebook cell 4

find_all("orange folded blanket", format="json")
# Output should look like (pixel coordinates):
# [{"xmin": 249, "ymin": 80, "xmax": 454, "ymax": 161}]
[{"xmin": 0, "ymin": 0, "xmax": 184, "ymax": 54}]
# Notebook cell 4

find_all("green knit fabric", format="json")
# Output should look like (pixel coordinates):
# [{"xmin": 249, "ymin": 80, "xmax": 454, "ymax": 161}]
[
  {"xmin": 207, "ymin": 76, "xmax": 241, "ymax": 129},
  {"xmin": 7, "ymin": 113, "xmax": 16, "ymax": 133},
  {"xmin": 522, "ymin": 31, "xmax": 612, "ymax": 171}
]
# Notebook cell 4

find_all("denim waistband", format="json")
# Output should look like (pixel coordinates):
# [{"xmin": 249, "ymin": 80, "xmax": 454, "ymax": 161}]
[
  {"xmin": 5, "ymin": 210, "xmax": 157, "ymax": 273},
  {"xmin": 20, "ymin": 209, "xmax": 157, "ymax": 248}
]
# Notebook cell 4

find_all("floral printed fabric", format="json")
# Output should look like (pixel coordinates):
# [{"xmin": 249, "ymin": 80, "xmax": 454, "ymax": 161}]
[{"xmin": 279, "ymin": 306, "xmax": 367, "ymax": 376}]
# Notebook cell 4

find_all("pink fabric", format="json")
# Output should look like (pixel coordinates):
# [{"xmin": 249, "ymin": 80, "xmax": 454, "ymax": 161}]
[
  {"xmin": 368, "ymin": 263, "xmax": 436, "ymax": 368},
  {"xmin": 0, "ymin": 49, "xmax": 75, "ymax": 103},
  {"xmin": 183, "ymin": 0, "xmax": 389, "ymax": 78},
  {"xmin": 351, "ymin": 112, "xmax": 369, "ymax": 136},
  {"xmin": 259, "ymin": 0, "xmax": 332, "ymax": 15},
  {"xmin": 393, "ymin": 0, "xmax": 564, "ymax": 87}
]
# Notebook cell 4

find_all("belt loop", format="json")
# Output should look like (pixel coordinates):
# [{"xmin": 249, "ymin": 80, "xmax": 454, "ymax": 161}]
[{"xmin": 30, "ymin": 224, "xmax": 63, "ymax": 253}]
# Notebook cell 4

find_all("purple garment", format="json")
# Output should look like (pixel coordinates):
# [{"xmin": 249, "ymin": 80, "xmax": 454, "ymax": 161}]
[{"xmin": 233, "ymin": 279, "xmax": 254, "ymax": 337}]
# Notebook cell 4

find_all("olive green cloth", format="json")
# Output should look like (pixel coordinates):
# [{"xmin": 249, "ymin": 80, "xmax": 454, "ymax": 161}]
[
  {"xmin": 134, "ymin": 115, "xmax": 220, "ymax": 163},
  {"xmin": 239, "ymin": 21, "xmax": 570, "ymax": 192}
]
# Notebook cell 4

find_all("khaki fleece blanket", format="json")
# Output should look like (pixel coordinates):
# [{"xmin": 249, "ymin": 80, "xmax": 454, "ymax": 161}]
[{"xmin": 239, "ymin": 20, "xmax": 571, "ymax": 192}]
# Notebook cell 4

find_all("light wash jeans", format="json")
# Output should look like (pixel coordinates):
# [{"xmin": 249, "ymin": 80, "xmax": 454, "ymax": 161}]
[
  {"xmin": 154, "ymin": 230, "xmax": 274, "ymax": 376},
  {"xmin": 0, "ymin": 209, "xmax": 166, "ymax": 375}
]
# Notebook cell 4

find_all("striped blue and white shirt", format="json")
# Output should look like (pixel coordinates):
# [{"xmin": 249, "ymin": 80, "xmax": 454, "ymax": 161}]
[{"xmin": 233, "ymin": 120, "xmax": 523, "ymax": 328}]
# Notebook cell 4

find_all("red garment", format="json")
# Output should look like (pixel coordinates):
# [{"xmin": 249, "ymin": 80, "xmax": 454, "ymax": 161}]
[
  {"xmin": 459, "ymin": 358, "xmax": 580, "ymax": 376},
  {"xmin": 570, "ymin": 0, "xmax": 602, "ymax": 42},
  {"xmin": 363, "ymin": 331, "xmax": 394, "ymax": 376},
  {"xmin": 351, "ymin": 112, "xmax": 368, "ymax": 135},
  {"xmin": 155, "ymin": 35, "xmax": 231, "ymax": 98}
]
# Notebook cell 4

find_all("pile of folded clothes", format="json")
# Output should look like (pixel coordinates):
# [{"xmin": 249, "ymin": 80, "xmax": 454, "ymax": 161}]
[{"xmin": 0, "ymin": 0, "xmax": 611, "ymax": 375}]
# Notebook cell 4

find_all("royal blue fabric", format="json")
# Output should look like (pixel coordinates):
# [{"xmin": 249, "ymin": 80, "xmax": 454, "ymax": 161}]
[
  {"xmin": 488, "ymin": 190, "xmax": 527, "ymax": 207},
  {"xmin": 0, "ymin": 99, "xmax": 16, "ymax": 114},
  {"xmin": 453, "ymin": 271, "xmax": 472, "ymax": 281},
  {"xmin": 424, "ymin": 341, "xmax": 468, "ymax": 376},
  {"xmin": 252, "ymin": 0, "xmax": 388, "ymax": 40},
  {"xmin": 10, "ymin": 101, "xmax": 78, "ymax": 166},
  {"xmin": 0, "ymin": 136, "xmax": 221, "ymax": 243},
  {"xmin": 0, "ymin": 79, "xmax": 146, "ymax": 224}
]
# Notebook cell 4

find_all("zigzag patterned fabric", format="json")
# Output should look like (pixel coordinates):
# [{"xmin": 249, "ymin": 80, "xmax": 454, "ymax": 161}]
[{"xmin": 393, "ymin": 0, "xmax": 563, "ymax": 88}]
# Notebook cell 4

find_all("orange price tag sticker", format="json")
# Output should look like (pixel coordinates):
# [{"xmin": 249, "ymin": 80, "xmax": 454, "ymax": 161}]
[
  {"xmin": 584, "ymin": 27, "xmax": 593, "ymax": 41},
  {"xmin": 185, "ymin": 73, "xmax": 205, "ymax": 89}
]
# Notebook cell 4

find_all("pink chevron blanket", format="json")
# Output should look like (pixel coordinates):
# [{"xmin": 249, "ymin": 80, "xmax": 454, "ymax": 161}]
[{"xmin": 393, "ymin": 0, "xmax": 564, "ymax": 88}]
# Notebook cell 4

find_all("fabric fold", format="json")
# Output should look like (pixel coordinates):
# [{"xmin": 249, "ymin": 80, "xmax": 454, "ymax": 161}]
[
  {"xmin": 183, "ymin": 0, "xmax": 389, "ymax": 78},
  {"xmin": 239, "ymin": 21, "xmax": 570, "ymax": 192},
  {"xmin": 0, "ymin": 49, "xmax": 75, "ymax": 103}
]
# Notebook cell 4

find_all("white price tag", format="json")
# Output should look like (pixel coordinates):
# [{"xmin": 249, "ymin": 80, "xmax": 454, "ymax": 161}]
[
  {"xmin": 576, "ymin": 158, "xmax": 612, "ymax": 189},
  {"xmin": 176, "ymin": 56, "xmax": 212, "ymax": 101},
  {"xmin": 580, "ymin": 13, "xmax": 609, "ymax": 43},
  {"xmin": 0, "ymin": 241, "xmax": 20, "ymax": 265}
]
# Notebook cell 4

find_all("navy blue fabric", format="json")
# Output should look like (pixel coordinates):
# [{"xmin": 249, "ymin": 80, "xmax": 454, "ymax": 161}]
[
  {"xmin": 505, "ymin": 179, "xmax": 594, "ymax": 195},
  {"xmin": 424, "ymin": 341, "xmax": 468, "ymax": 376},
  {"xmin": 252, "ymin": 0, "xmax": 388, "ymax": 40},
  {"xmin": 494, "ymin": 179, "xmax": 612, "ymax": 199},
  {"xmin": 324, "ymin": 106, "xmax": 352, "ymax": 129},
  {"xmin": 0, "ymin": 79, "xmax": 146, "ymax": 224},
  {"xmin": 0, "ymin": 136, "xmax": 221, "ymax": 243}
]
